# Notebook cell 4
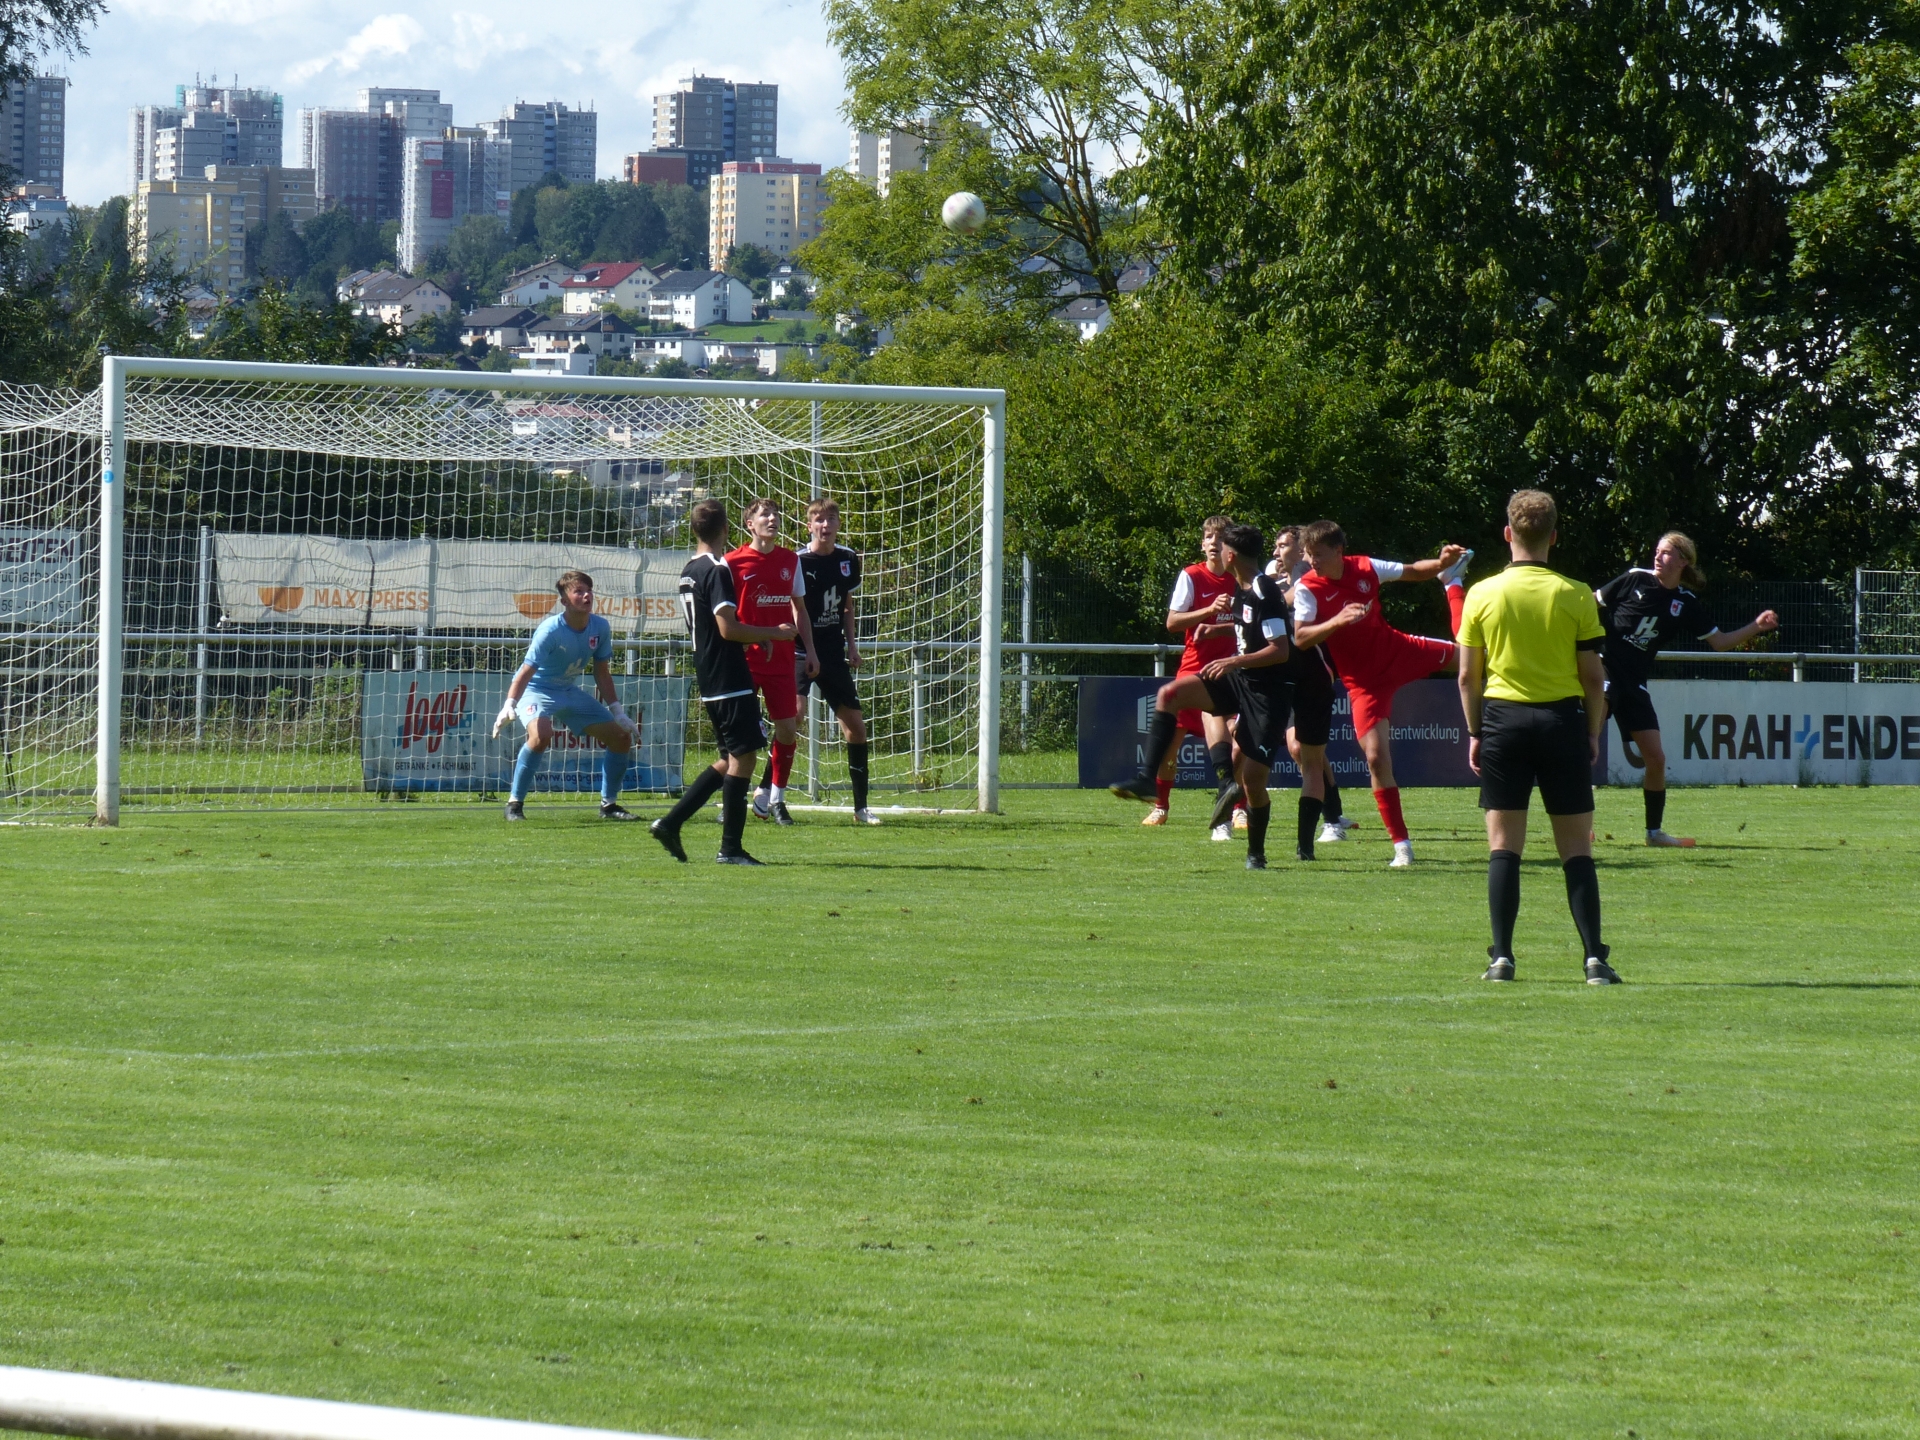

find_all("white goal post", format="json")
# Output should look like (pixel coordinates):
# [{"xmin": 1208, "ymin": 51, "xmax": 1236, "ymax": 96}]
[{"xmin": 0, "ymin": 356, "xmax": 1004, "ymax": 822}]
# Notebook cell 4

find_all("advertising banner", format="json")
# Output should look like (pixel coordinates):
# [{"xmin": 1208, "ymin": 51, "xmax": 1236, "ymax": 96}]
[
  {"xmin": 0, "ymin": 527, "xmax": 85, "ymax": 626},
  {"xmin": 1613, "ymin": 681, "xmax": 1920, "ymax": 786},
  {"xmin": 1079, "ymin": 676, "xmax": 1609, "ymax": 789},
  {"xmin": 362, "ymin": 672, "xmax": 689, "ymax": 793},
  {"xmin": 216, "ymin": 535, "xmax": 687, "ymax": 633}
]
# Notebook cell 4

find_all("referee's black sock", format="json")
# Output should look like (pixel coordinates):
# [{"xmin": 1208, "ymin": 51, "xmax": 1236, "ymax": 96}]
[
  {"xmin": 720, "ymin": 773, "xmax": 752, "ymax": 855},
  {"xmin": 1297, "ymin": 795, "xmax": 1322, "ymax": 857},
  {"xmin": 848, "ymin": 742, "xmax": 870, "ymax": 812},
  {"xmin": 1489, "ymin": 849, "xmax": 1521, "ymax": 958},
  {"xmin": 1323, "ymin": 778, "xmax": 1344, "ymax": 823},
  {"xmin": 1208, "ymin": 740, "xmax": 1235, "ymax": 792},
  {"xmin": 1644, "ymin": 786, "xmax": 1666, "ymax": 832},
  {"xmin": 662, "ymin": 764, "xmax": 724, "ymax": 831},
  {"xmin": 1138, "ymin": 709, "xmax": 1178, "ymax": 780},
  {"xmin": 1563, "ymin": 855, "xmax": 1604, "ymax": 959},
  {"xmin": 1246, "ymin": 802, "xmax": 1270, "ymax": 860}
]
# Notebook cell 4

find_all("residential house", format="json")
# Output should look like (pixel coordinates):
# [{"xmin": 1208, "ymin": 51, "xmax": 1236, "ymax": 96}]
[
  {"xmin": 524, "ymin": 312, "xmax": 638, "ymax": 361},
  {"xmin": 460, "ymin": 306, "xmax": 540, "ymax": 350},
  {"xmin": 345, "ymin": 270, "xmax": 454, "ymax": 330},
  {"xmin": 498, "ymin": 257, "xmax": 571, "ymax": 307},
  {"xmin": 560, "ymin": 261, "xmax": 660, "ymax": 315},
  {"xmin": 647, "ymin": 269, "xmax": 754, "ymax": 329},
  {"xmin": 514, "ymin": 352, "xmax": 597, "ymax": 377},
  {"xmin": 768, "ymin": 261, "xmax": 809, "ymax": 305},
  {"xmin": 1055, "ymin": 297, "xmax": 1111, "ymax": 341}
]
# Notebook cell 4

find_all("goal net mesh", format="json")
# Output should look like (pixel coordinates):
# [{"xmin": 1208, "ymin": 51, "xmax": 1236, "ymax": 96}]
[{"xmin": 1, "ymin": 372, "xmax": 988, "ymax": 818}]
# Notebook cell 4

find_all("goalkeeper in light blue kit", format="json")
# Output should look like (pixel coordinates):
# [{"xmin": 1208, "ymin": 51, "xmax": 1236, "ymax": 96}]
[{"xmin": 492, "ymin": 569, "xmax": 641, "ymax": 822}]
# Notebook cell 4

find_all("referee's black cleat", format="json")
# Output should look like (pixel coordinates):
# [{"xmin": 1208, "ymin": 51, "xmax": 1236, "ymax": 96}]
[
  {"xmin": 716, "ymin": 849, "xmax": 765, "ymax": 866},
  {"xmin": 600, "ymin": 801, "xmax": 639, "ymax": 822},
  {"xmin": 1482, "ymin": 951, "xmax": 1516, "ymax": 982},
  {"xmin": 1245, "ymin": 853, "xmax": 1267, "ymax": 871},
  {"xmin": 649, "ymin": 819, "xmax": 687, "ymax": 863},
  {"xmin": 1210, "ymin": 781, "xmax": 1244, "ymax": 831},
  {"xmin": 504, "ymin": 799, "xmax": 525, "ymax": 822},
  {"xmin": 1294, "ymin": 845, "xmax": 1315, "ymax": 862},
  {"xmin": 1109, "ymin": 774, "xmax": 1158, "ymax": 803},
  {"xmin": 1585, "ymin": 949, "xmax": 1622, "ymax": 985}
]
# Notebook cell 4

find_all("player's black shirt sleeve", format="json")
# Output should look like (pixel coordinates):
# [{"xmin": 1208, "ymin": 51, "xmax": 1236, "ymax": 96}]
[
  {"xmin": 795, "ymin": 545, "xmax": 861, "ymax": 665},
  {"xmin": 1598, "ymin": 569, "xmax": 1719, "ymax": 686},
  {"xmin": 1234, "ymin": 572, "xmax": 1294, "ymax": 693},
  {"xmin": 679, "ymin": 554, "xmax": 755, "ymax": 699}
]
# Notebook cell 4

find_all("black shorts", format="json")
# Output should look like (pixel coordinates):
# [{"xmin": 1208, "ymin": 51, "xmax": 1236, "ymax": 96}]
[
  {"xmin": 1288, "ymin": 653, "xmax": 1334, "ymax": 747},
  {"xmin": 795, "ymin": 656, "xmax": 861, "ymax": 715},
  {"xmin": 704, "ymin": 693, "xmax": 766, "ymax": 757},
  {"xmin": 1202, "ymin": 673, "xmax": 1292, "ymax": 770},
  {"xmin": 1477, "ymin": 697, "xmax": 1594, "ymax": 815},
  {"xmin": 1604, "ymin": 675, "xmax": 1659, "ymax": 741}
]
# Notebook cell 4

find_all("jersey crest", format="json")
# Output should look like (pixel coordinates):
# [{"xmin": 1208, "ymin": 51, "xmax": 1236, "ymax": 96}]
[
  {"xmin": 1670, "ymin": 597, "xmax": 1684, "ymax": 617},
  {"xmin": 840, "ymin": 559, "xmax": 852, "ymax": 577}
]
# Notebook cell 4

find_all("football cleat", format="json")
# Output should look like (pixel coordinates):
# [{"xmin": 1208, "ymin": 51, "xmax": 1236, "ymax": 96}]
[
  {"xmin": 1209, "ymin": 781, "xmax": 1243, "ymax": 830},
  {"xmin": 751, "ymin": 788, "xmax": 774, "ymax": 820},
  {"xmin": 1482, "ymin": 952, "xmax": 1516, "ymax": 982},
  {"xmin": 1317, "ymin": 822, "xmax": 1346, "ymax": 844},
  {"xmin": 1141, "ymin": 806, "xmax": 1169, "ymax": 827},
  {"xmin": 1210, "ymin": 823, "xmax": 1232, "ymax": 842},
  {"xmin": 1585, "ymin": 950, "xmax": 1623, "ymax": 985},
  {"xmin": 1294, "ymin": 845, "xmax": 1315, "ymax": 862},
  {"xmin": 716, "ymin": 849, "xmax": 765, "ymax": 866},
  {"xmin": 1437, "ymin": 547, "xmax": 1475, "ymax": 588},
  {"xmin": 1245, "ymin": 853, "xmax": 1267, "ymax": 870},
  {"xmin": 649, "ymin": 819, "xmax": 687, "ymax": 863},
  {"xmin": 771, "ymin": 800, "xmax": 794, "ymax": 826},
  {"xmin": 1389, "ymin": 839, "xmax": 1415, "ymax": 868},
  {"xmin": 854, "ymin": 807, "xmax": 883, "ymax": 826},
  {"xmin": 599, "ymin": 802, "xmax": 639, "ymax": 822},
  {"xmin": 504, "ymin": 800, "xmax": 525, "ymax": 822},
  {"xmin": 1333, "ymin": 815, "xmax": 1360, "ymax": 834},
  {"xmin": 1646, "ymin": 829, "xmax": 1696, "ymax": 848},
  {"xmin": 1110, "ymin": 775, "xmax": 1159, "ymax": 804}
]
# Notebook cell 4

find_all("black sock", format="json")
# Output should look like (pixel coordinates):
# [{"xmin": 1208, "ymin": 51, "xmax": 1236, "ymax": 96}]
[
  {"xmin": 1246, "ymin": 802, "xmax": 1271, "ymax": 858},
  {"xmin": 721, "ymin": 773, "xmax": 751, "ymax": 854},
  {"xmin": 1323, "ymin": 778, "xmax": 1343, "ymax": 823},
  {"xmin": 1644, "ymin": 787, "xmax": 1666, "ymax": 832},
  {"xmin": 662, "ymin": 765, "xmax": 725, "ymax": 830},
  {"xmin": 1297, "ymin": 795, "xmax": 1322, "ymax": 855},
  {"xmin": 1563, "ymin": 855, "xmax": 1604, "ymax": 958},
  {"xmin": 1208, "ymin": 740, "xmax": 1235, "ymax": 791},
  {"xmin": 759, "ymin": 755, "xmax": 775, "ymax": 792},
  {"xmin": 848, "ymin": 742, "xmax": 870, "ymax": 812},
  {"xmin": 1138, "ymin": 709, "xmax": 1178, "ymax": 780},
  {"xmin": 1489, "ymin": 849, "xmax": 1521, "ymax": 958}
]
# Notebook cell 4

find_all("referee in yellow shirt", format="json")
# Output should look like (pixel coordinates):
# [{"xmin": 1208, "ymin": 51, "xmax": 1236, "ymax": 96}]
[{"xmin": 1456, "ymin": 490, "xmax": 1618, "ymax": 984}]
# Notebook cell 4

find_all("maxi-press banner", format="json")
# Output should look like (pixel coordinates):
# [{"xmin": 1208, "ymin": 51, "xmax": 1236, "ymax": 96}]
[
  {"xmin": 362, "ymin": 673, "xmax": 689, "ymax": 793},
  {"xmin": 1612, "ymin": 681, "xmax": 1920, "ymax": 786},
  {"xmin": 214, "ymin": 535, "xmax": 688, "ymax": 632}
]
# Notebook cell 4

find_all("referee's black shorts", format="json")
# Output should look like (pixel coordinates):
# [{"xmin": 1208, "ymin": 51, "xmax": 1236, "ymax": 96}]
[
  {"xmin": 704, "ymin": 694, "xmax": 766, "ymax": 757},
  {"xmin": 1202, "ymin": 673, "xmax": 1291, "ymax": 770},
  {"xmin": 1477, "ymin": 697, "xmax": 1594, "ymax": 815}
]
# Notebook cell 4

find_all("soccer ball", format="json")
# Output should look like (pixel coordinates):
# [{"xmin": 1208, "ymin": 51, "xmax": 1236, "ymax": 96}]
[{"xmin": 941, "ymin": 191, "xmax": 988, "ymax": 234}]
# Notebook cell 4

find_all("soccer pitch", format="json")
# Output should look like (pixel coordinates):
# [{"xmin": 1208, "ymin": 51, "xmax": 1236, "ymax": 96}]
[{"xmin": 2, "ymin": 786, "xmax": 1917, "ymax": 1438}]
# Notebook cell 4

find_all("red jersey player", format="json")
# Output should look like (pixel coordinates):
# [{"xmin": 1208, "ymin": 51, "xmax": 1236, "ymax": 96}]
[
  {"xmin": 725, "ymin": 497, "xmax": 817, "ymax": 826},
  {"xmin": 1292, "ymin": 519, "xmax": 1472, "ymax": 867},
  {"xmin": 1151, "ymin": 516, "xmax": 1245, "ymax": 836}
]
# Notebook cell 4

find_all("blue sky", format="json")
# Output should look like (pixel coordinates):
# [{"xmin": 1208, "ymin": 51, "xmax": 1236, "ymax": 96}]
[{"xmin": 51, "ymin": 0, "xmax": 849, "ymax": 204}]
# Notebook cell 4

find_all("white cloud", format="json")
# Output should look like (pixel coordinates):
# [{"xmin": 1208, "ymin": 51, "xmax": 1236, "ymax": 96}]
[{"xmin": 286, "ymin": 12, "xmax": 428, "ymax": 84}]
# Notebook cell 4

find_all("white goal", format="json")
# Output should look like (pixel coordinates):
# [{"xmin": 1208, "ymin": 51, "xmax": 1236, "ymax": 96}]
[{"xmin": 0, "ymin": 357, "xmax": 1004, "ymax": 822}]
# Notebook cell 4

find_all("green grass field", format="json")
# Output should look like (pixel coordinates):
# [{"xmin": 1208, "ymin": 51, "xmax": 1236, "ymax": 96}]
[{"xmin": 3, "ymin": 785, "xmax": 1918, "ymax": 1438}]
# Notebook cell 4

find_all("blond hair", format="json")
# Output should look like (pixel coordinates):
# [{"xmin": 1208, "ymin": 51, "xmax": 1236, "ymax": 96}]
[
  {"xmin": 806, "ymin": 496, "xmax": 840, "ymax": 521},
  {"xmin": 1506, "ymin": 490, "xmax": 1557, "ymax": 546},
  {"xmin": 1657, "ymin": 530, "xmax": 1706, "ymax": 588},
  {"xmin": 1202, "ymin": 514, "xmax": 1232, "ymax": 538}
]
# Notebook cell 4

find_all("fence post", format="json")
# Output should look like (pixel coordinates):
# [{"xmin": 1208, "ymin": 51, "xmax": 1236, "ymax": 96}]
[
  {"xmin": 1153, "ymin": 645, "xmax": 1165, "ymax": 678},
  {"xmin": 194, "ymin": 525, "xmax": 211, "ymax": 743},
  {"xmin": 1020, "ymin": 553, "xmax": 1032, "ymax": 723},
  {"xmin": 1854, "ymin": 567, "xmax": 1864, "ymax": 683},
  {"xmin": 911, "ymin": 646, "xmax": 926, "ymax": 780}
]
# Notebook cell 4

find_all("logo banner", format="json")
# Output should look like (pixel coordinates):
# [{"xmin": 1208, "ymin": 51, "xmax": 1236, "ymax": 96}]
[
  {"xmin": 0, "ymin": 527, "xmax": 86, "ymax": 626},
  {"xmin": 1613, "ymin": 681, "xmax": 1920, "ymax": 786},
  {"xmin": 215, "ymin": 534, "xmax": 687, "ymax": 632},
  {"xmin": 363, "ymin": 672, "xmax": 689, "ymax": 793}
]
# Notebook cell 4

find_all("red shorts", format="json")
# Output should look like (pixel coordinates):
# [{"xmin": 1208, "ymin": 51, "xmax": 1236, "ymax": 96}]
[
  {"xmin": 1341, "ymin": 633, "xmax": 1454, "ymax": 737},
  {"xmin": 1175, "ymin": 653, "xmax": 1225, "ymax": 738},
  {"xmin": 749, "ymin": 658, "xmax": 799, "ymax": 722}
]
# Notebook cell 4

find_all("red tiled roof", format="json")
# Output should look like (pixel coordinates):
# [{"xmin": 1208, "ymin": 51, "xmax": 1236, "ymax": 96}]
[{"xmin": 560, "ymin": 261, "xmax": 648, "ymax": 291}]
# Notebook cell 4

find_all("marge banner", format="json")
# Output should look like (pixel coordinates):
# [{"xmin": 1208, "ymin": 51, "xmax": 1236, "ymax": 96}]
[{"xmin": 214, "ymin": 534, "xmax": 687, "ymax": 632}]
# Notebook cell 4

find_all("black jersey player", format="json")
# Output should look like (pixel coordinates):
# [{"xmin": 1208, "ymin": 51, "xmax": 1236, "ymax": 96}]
[
  {"xmin": 1596, "ymin": 531, "xmax": 1778, "ymax": 846},
  {"xmin": 1112, "ymin": 522, "xmax": 1294, "ymax": 869},
  {"xmin": 651, "ymin": 498, "xmax": 798, "ymax": 866}
]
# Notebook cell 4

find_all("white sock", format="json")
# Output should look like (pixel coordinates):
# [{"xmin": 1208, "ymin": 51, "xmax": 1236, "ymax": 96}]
[{"xmin": 769, "ymin": 784, "xmax": 785, "ymax": 805}]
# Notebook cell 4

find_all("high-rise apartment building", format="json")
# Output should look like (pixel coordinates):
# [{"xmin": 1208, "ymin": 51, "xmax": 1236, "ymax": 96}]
[
  {"xmin": 3, "ymin": 76, "xmax": 66, "ymax": 195},
  {"xmin": 483, "ymin": 101, "xmax": 595, "ymax": 194},
  {"xmin": 650, "ymin": 77, "xmax": 776, "ymax": 187},
  {"xmin": 299, "ymin": 88, "xmax": 451, "ymax": 224},
  {"xmin": 850, "ymin": 129, "xmax": 925, "ymax": 197},
  {"xmin": 398, "ymin": 130, "xmax": 511, "ymax": 273},
  {"xmin": 129, "ymin": 82, "xmax": 282, "ymax": 191},
  {"xmin": 710, "ymin": 159, "xmax": 823, "ymax": 264},
  {"xmin": 134, "ymin": 163, "xmax": 316, "ymax": 290}
]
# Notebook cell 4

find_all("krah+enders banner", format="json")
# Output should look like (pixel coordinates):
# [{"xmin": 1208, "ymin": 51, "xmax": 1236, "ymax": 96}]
[{"xmin": 1614, "ymin": 681, "xmax": 1920, "ymax": 786}]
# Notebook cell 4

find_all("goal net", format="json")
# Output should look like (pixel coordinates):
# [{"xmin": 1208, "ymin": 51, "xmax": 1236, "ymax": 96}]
[{"xmin": 1, "ymin": 359, "xmax": 1004, "ymax": 821}]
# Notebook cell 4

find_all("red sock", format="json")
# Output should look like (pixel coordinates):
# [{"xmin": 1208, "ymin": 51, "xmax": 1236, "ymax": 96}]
[
  {"xmin": 1155, "ymin": 777, "xmax": 1173, "ymax": 806},
  {"xmin": 1447, "ymin": 583, "xmax": 1465, "ymax": 637},
  {"xmin": 1373, "ymin": 786, "xmax": 1408, "ymax": 843},
  {"xmin": 771, "ymin": 741, "xmax": 796, "ymax": 786}
]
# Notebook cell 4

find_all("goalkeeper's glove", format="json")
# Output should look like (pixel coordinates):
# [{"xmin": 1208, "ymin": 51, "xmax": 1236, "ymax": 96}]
[
  {"xmin": 608, "ymin": 701, "xmax": 640, "ymax": 741},
  {"xmin": 492, "ymin": 697, "xmax": 518, "ymax": 739}
]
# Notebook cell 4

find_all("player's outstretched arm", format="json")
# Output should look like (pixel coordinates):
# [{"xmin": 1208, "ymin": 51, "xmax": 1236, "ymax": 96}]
[
  {"xmin": 1706, "ymin": 609, "xmax": 1781, "ymax": 651},
  {"xmin": 1391, "ymin": 545, "xmax": 1467, "ymax": 583}
]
